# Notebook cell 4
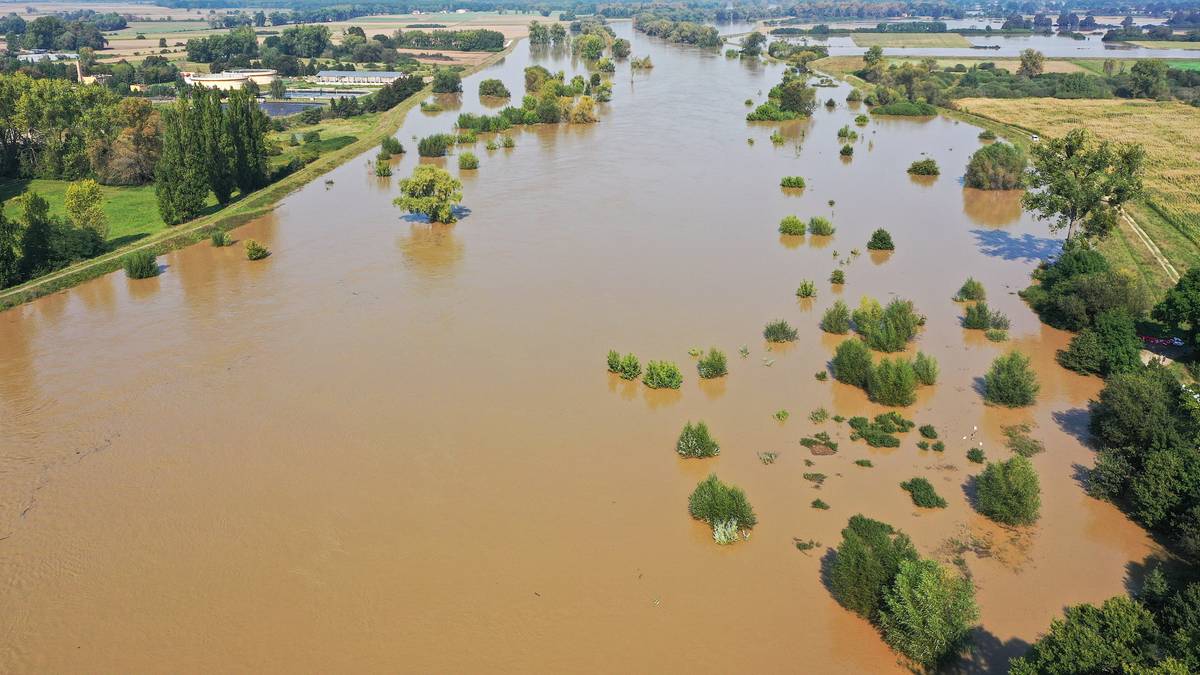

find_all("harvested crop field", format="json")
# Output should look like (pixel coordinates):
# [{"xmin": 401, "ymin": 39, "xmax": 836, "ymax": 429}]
[{"xmin": 850, "ymin": 32, "xmax": 972, "ymax": 48}]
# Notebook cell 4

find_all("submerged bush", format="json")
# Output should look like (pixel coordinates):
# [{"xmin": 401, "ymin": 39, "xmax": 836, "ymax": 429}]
[
  {"xmin": 901, "ymin": 477, "xmax": 947, "ymax": 508},
  {"xmin": 764, "ymin": 319, "xmax": 798, "ymax": 342},
  {"xmin": 919, "ymin": 424, "xmax": 938, "ymax": 439},
  {"xmin": 832, "ymin": 338, "xmax": 872, "ymax": 387},
  {"xmin": 779, "ymin": 215, "xmax": 806, "ymax": 235},
  {"xmin": 907, "ymin": 158, "xmax": 940, "ymax": 175},
  {"xmin": 913, "ymin": 352, "xmax": 939, "ymax": 386},
  {"xmin": 879, "ymin": 558, "xmax": 978, "ymax": 669},
  {"xmin": 867, "ymin": 228, "xmax": 894, "ymax": 251},
  {"xmin": 868, "ymin": 357, "xmax": 918, "ymax": 406},
  {"xmin": 417, "ymin": 133, "xmax": 454, "ymax": 157},
  {"xmin": 975, "ymin": 455, "xmax": 1041, "ymax": 525},
  {"xmin": 606, "ymin": 350, "xmax": 641, "ymax": 380},
  {"xmin": 840, "ymin": 143, "xmax": 854, "ymax": 157},
  {"xmin": 808, "ymin": 216, "xmax": 835, "ymax": 236},
  {"xmin": 871, "ymin": 100, "xmax": 937, "ymax": 116},
  {"xmin": 967, "ymin": 448, "xmax": 986, "ymax": 464},
  {"xmin": 978, "ymin": 129, "xmax": 997, "ymax": 141},
  {"xmin": 780, "ymin": 176, "xmax": 806, "ymax": 188},
  {"xmin": 964, "ymin": 142, "xmax": 1025, "ymax": 190},
  {"xmin": 478, "ymin": 78, "xmax": 511, "ymax": 98},
  {"xmin": 822, "ymin": 300, "xmax": 851, "ymax": 334},
  {"xmin": 644, "ymin": 361, "xmax": 683, "ymax": 389},
  {"xmin": 677, "ymin": 421, "xmax": 720, "ymax": 458},
  {"xmin": 984, "ymin": 351, "xmax": 1039, "ymax": 407},
  {"xmin": 381, "ymin": 136, "xmax": 404, "ymax": 155},
  {"xmin": 210, "ymin": 231, "xmax": 232, "ymax": 247},
  {"xmin": 458, "ymin": 152, "xmax": 479, "ymax": 170},
  {"xmin": 831, "ymin": 269, "xmax": 845, "ymax": 285},
  {"xmin": 829, "ymin": 515, "xmax": 919, "ymax": 621},
  {"xmin": 846, "ymin": 89, "xmax": 863, "ymax": 102},
  {"xmin": 1055, "ymin": 309, "xmax": 1141, "ymax": 377},
  {"xmin": 955, "ymin": 277, "xmax": 986, "ymax": 301},
  {"xmin": 860, "ymin": 298, "xmax": 921, "ymax": 352},
  {"xmin": 123, "ymin": 250, "xmax": 159, "ymax": 279},
  {"xmin": 688, "ymin": 474, "xmax": 757, "ymax": 535},
  {"xmin": 854, "ymin": 114, "xmax": 869, "ymax": 125},
  {"xmin": 796, "ymin": 280, "xmax": 817, "ymax": 298},
  {"xmin": 963, "ymin": 301, "xmax": 1009, "ymax": 330},
  {"xmin": 244, "ymin": 239, "xmax": 270, "ymax": 261},
  {"xmin": 697, "ymin": 348, "xmax": 728, "ymax": 379},
  {"xmin": 848, "ymin": 414, "xmax": 913, "ymax": 447}
]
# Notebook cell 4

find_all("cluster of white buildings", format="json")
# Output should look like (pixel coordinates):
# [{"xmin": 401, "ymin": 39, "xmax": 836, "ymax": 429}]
[{"xmin": 181, "ymin": 68, "xmax": 278, "ymax": 90}]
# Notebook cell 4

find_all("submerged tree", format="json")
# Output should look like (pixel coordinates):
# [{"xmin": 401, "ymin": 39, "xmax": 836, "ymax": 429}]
[
  {"xmin": 394, "ymin": 165, "xmax": 463, "ymax": 224},
  {"xmin": 1022, "ymin": 128, "xmax": 1145, "ymax": 241}
]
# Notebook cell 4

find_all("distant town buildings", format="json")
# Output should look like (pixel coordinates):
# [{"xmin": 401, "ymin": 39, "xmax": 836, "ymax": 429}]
[
  {"xmin": 314, "ymin": 70, "xmax": 408, "ymax": 85},
  {"xmin": 182, "ymin": 68, "xmax": 278, "ymax": 90},
  {"xmin": 17, "ymin": 50, "xmax": 78, "ymax": 63}
]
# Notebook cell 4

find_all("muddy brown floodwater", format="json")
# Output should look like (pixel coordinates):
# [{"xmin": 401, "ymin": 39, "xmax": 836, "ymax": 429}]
[{"xmin": 0, "ymin": 23, "xmax": 1160, "ymax": 673}]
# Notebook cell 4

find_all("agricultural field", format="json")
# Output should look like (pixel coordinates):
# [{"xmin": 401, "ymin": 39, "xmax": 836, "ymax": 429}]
[
  {"xmin": 849, "ymin": 32, "xmax": 972, "ymax": 48},
  {"xmin": 956, "ymin": 97, "xmax": 1200, "ymax": 288},
  {"xmin": 1128, "ymin": 40, "xmax": 1200, "ymax": 50}
]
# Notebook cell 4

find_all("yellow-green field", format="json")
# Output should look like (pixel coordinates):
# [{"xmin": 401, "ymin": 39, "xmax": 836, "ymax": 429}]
[
  {"xmin": 1128, "ymin": 40, "xmax": 1200, "ymax": 50},
  {"xmin": 956, "ymin": 97, "xmax": 1200, "ymax": 288},
  {"xmin": 849, "ymin": 32, "xmax": 971, "ymax": 48}
]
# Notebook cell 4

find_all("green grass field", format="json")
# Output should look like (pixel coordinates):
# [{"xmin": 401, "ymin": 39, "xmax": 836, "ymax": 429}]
[
  {"xmin": 0, "ymin": 179, "xmax": 168, "ymax": 245},
  {"xmin": 1128, "ymin": 40, "xmax": 1200, "ymax": 50},
  {"xmin": 850, "ymin": 32, "xmax": 971, "ymax": 48},
  {"xmin": 1072, "ymin": 58, "xmax": 1200, "ymax": 74},
  {"xmin": 107, "ymin": 20, "xmax": 216, "ymax": 38}
]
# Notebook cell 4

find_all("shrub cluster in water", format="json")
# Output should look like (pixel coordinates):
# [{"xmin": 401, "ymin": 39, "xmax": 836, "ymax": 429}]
[
  {"xmin": 123, "ymin": 250, "xmax": 159, "ymax": 279},
  {"xmin": 244, "ymin": 239, "xmax": 270, "ymax": 261},
  {"xmin": 458, "ymin": 152, "xmax": 479, "ymax": 170},
  {"xmin": 779, "ymin": 215, "xmax": 805, "ymax": 235},
  {"xmin": 964, "ymin": 142, "xmax": 1025, "ymax": 190},
  {"xmin": 822, "ymin": 300, "xmax": 851, "ymax": 334},
  {"xmin": 677, "ymin": 421, "xmax": 720, "ymax": 458},
  {"xmin": 763, "ymin": 319, "xmax": 798, "ymax": 342},
  {"xmin": 907, "ymin": 158, "xmax": 940, "ymax": 176},
  {"xmin": 696, "ymin": 348, "xmax": 728, "ymax": 378},
  {"xmin": 418, "ymin": 133, "xmax": 455, "ymax": 157},
  {"xmin": 866, "ymin": 228, "xmax": 894, "ymax": 251},
  {"xmin": 901, "ymin": 477, "xmax": 947, "ymax": 508},
  {"xmin": 847, "ymin": 412, "xmax": 914, "ymax": 447},
  {"xmin": 954, "ymin": 277, "xmax": 986, "ymax": 301},
  {"xmin": 975, "ymin": 455, "xmax": 1041, "ymax": 525},
  {"xmin": 808, "ymin": 216, "xmax": 835, "ymax": 236},
  {"xmin": 688, "ymin": 474, "xmax": 756, "ymax": 545},
  {"xmin": 983, "ymin": 351, "xmax": 1039, "ymax": 407},
  {"xmin": 1056, "ymin": 309, "xmax": 1141, "ymax": 376},
  {"xmin": 1021, "ymin": 246, "xmax": 1148, "ymax": 332},
  {"xmin": 829, "ymin": 515, "xmax": 978, "ymax": 669},
  {"xmin": 644, "ymin": 360, "xmax": 683, "ymax": 389},
  {"xmin": 963, "ymin": 301, "xmax": 1010, "ymax": 330},
  {"xmin": 606, "ymin": 350, "xmax": 641, "ymax": 380},
  {"xmin": 381, "ymin": 136, "xmax": 404, "ymax": 155},
  {"xmin": 852, "ymin": 296, "xmax": 922, "ymax": 352},
  {"xmin": 796, "ymin": 280, "xmax": 817, "ymax": 298},
  {"xmin": 780, "ymin": 176, "xmax": 806, "ymax": 189},
  {"xmin": 870, "ymin": 100, "xmax": 937, "ymax": 116},
  {"xmin": 477, "ymin": 78, "xmax": 511, "ymax": 98}
]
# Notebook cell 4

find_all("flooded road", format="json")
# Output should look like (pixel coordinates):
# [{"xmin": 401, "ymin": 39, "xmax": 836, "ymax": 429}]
[{"xmin": 0, "ymin": 23, "xmax": 1158, "ymax": 673}]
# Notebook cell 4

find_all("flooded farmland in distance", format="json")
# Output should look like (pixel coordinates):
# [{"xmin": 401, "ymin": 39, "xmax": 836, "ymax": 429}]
[{"xmin": 0, "ymin": 21, "xmax": 1160, "ymax": 673}]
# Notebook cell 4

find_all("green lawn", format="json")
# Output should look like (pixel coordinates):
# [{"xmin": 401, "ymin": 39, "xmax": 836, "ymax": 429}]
[
  {"xmin": 0, "ymin": 179, "xmax": 167, "ymax": 245},
  {"xmin": 1072, "ymin": 58, "xmax": 1200, "ymax": 74},
  {"xmin": 1128, "ymin": 40, "xmax": 1200, "ymax": 50},
  {"xmin": 850, "ymin": 32, "xmax": 972, "ymax": 48}
]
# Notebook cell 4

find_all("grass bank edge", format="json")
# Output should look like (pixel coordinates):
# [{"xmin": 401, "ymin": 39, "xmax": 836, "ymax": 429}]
[{"xmin": 0, "ymin": 39, "xmax": 520, "ymax": 312}]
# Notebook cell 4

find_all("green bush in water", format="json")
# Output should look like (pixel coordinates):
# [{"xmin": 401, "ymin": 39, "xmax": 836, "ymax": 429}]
[
  {"xmin": 828, "ymin": 515, "xmax": 919, "ymax": 620},
  {"xmin": 975, "ymin": 455, "xmax": 1041, "ymax": 525},
  {"xmin": 779, "ymin": 215, "xmax": 806, "ymax": 235},
  {"xmin": 381, "ymin": 136, "xmax": 404, "ymax": 155},
  {"xmin": 907, "ymin": 158, "xmax": 940, "ymax": 175},
  {"xmin": 688, "ymin": 474, "xmax": 757, "ymax": 538},
  {"xmin": 417, "ymin": 133, "xmax": 454, "ymax": 157},
  {"xmin": 245, "ymin": 239, "xmax": 271, "ymax": 261},
  {"xmin": 780, "ymin": 176, "xmax": 806, "ymax": 188},
  {"xmin": 901, "ymin": 477, "xmax": 947, "ymax": 508},
  {"xmin": 984, "ymin": 351, "xmax": 1039, "ymax": 407},
  {"xmin": 763, "ymin": 319, "xmax": 798, "ymax": 342},
  {"xmin": 955, "ymin": 277, "xmax": 986, "ymax": 301},
  {"xmin": 808, "ymin": 216, "xmax": 835, "ymax": 236},
  {"xmin": 697, "ymin": 348, "xmax": 728, "ymax": 379},
  {"xmin": 840, "ymin": 143, "xmax": 854, "ymax": 157},
  {"xmin": 796, "ymin": 280, "xmax": 817, "ymax": 298},
  {"xmin": 913, "ymin": 352, "xmax": 939, "ymax": 386},
  {"xmin": 644, "ymin": 360, "xmax": 683, "ymax": 389},
  {"xmin": 867, "ymin": 228, "xmax": 894, "ymax": 251},
  {"xmin": 677, "ymin": 421, "xmax": 720, "ymax": 458},
  {"xmin": 123, "ymin": 250, "xmax": 159, "ymax": 279},
  {"xmin": 832, "ymin": 338, "xmax": 872, "ymax": 387},
  {"xmin": 822, "ymin": 300, "xmax": 851, "ymax": 334},
  {"xmin": 210, "ymin": 231, "xmax": 232, "ymax": 247},
  {"xmin": 458, "ymin": 152, "xmax": 479, "ymax": 170},
  {"xmin": 868, "ymin": 357, "xmax": 917, "ymax": 406},
  {"xmin": 831, "ymin": 269, "xmax": 845, "ymax": 285}
]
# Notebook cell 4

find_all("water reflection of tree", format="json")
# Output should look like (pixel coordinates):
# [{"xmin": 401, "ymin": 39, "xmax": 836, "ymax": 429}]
[
  {"xmin": 397, "ymin": 223, "xmax": 464, "ymax": 279},
  {"xmin": 961, "ymin": 188, "xmax": 1023, "ymax": 227}
]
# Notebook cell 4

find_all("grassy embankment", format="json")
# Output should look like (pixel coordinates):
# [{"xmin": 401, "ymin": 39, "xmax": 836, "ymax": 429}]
[
  {"xmin": 954, "ymin": 97, "xmax": 1200, "ymax": 293},
  {"xmin": 849, "ymin": 33, "xmax": 972, "ymax": 48},
  {"xmin": 0, "ymin": 40, "xmax": 518, "ymax": 311},
  {"xmin": 1128, "ymin": 40, "xmax": 1200, "ymax": 50}
]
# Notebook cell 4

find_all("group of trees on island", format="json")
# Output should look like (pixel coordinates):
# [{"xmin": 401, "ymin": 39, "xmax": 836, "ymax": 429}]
[{"xmin": 633, "ymin": 11, "xmax": 722, "ymax": 47}]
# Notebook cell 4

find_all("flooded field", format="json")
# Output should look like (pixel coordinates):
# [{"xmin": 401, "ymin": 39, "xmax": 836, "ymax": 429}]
[{"xmin": 0, "ymin": 23, "xmax": 1159, "ymax": 673}]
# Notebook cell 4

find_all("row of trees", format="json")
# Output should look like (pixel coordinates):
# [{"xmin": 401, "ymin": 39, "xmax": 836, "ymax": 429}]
[
  {"xmin": 633, "ymin": 13, "xmax": 722, "ymax": 47},
  {"xmin": 0, "ymin": 185, "xmax": 107, "ymax": 287},
  {"xmin": 1, "ymin": 13, "xmax": 109, "ymax": 51},
  {"xmin": 155, "ymin": 87, "xmax": 268, "ymax": 224}
]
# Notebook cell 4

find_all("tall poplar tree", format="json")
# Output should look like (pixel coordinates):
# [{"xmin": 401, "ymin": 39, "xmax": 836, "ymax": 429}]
[
  {"xmin": 154, "ymin": 97, "xmax": 209, "ymax": 225},
  {"xmin": 17, "ymin": 191, "xmax": 52, "ymax": 280},
  {"xmin": 200, "ymin": 88, "xmax": 236, "ymax": 205}
]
